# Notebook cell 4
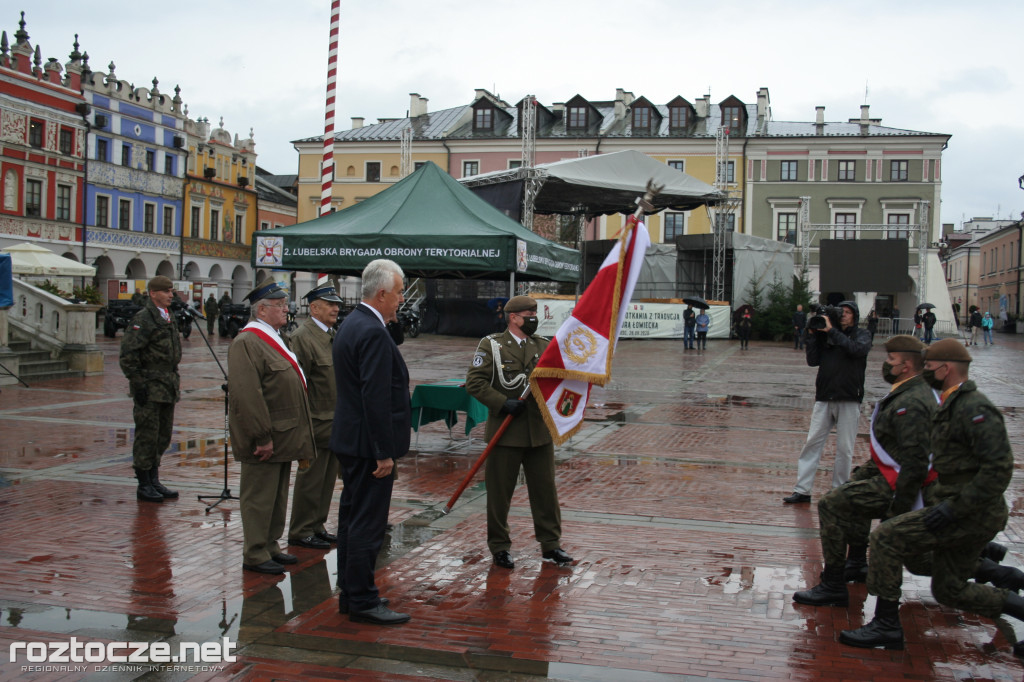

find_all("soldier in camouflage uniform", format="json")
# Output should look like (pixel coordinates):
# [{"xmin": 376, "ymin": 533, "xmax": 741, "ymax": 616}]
[
  {"xmin": 840, "ymin": 339, "xmax": 1022, "ymax": 654},
  {"xmin": 465, "ymin": 295, "xmax": 572, "ymax": 570},
  {"xmin": 794, "ymin": 335, "xmax": 937, "ymax": 606},
  {"xmin": 119, "ymin": 275, "xmax": 182, "ymax": 503}
]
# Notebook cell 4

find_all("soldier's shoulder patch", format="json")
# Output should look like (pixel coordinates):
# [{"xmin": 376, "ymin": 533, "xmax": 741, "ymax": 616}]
[
  {"xmin": 896, "ymin": 407, "xmax": 907, "ymax": 416},
  {"xmin": 131, "ymin": 325, "xmax": 140, "ymax": 330},
  {"xmin": 472, "ymin": 354, "xmax": 484, "ymax": 367},
  {"xmin": 972, "ymin": 414, "xmax": 986, "ymax": 424}
]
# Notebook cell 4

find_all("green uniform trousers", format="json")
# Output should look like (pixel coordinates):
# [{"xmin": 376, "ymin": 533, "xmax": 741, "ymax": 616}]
[
  {"xmin": 485, "ymin": 442, "xmax": 561, "ymax": 555},
  {"xmin": 240, "ymin": 461, "xmax": 292, "ymax": 566},
  {"xmin": 132, "ymin": 400, "xmax": 175, "ymax": 470},
  {"xmin": 817, "ymin": 475, "xmax": 891, "ymax": 565},
  {"xmin": 289, "ymin": 444, "xmax": 339, "ymax": 540},
  {"xmin": 868, "ymin": 506, "xmax": 1009, "ymax": 618}
]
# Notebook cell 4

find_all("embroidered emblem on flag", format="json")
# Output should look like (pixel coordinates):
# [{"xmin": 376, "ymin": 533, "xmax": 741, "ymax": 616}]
[{"xmin": 556, "ymin": 388, "xmax": 583, "ymax": 417}]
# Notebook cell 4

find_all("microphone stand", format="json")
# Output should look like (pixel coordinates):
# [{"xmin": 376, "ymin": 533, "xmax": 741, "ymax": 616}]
[{"xmin": 187, "ymin": 307, "xmax": 238, "ymax": 512}]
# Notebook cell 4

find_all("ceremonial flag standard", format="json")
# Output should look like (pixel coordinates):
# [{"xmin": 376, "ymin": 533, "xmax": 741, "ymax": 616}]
[{"xmin": 530, "ymin": 217, "xmax": 651, "ymax": 444}]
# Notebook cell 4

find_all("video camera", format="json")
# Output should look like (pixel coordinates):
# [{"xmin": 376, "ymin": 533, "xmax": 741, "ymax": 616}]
[{"xmin": 807, "ymin": 304, "xmax": 841, "ymax": 331}]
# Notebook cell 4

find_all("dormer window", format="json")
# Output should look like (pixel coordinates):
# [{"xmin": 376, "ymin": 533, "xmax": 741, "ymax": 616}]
[
  {"xmin": 669, "ymin": 106, "xmax": 688, "ymax": 129},
  {"xmin": 568, "ymin": 106, "xmax": 587, "ymax": 129},
  {"xmin": 722, "ymin": 106, "xmax": 742, "ymax": 130},
  {"xmin": 632, "ymin": 105, "xmax": 650, "ymax": 130},
  {"xmin": 474, "ymin": 106, "xmax": 493, "ymax": 131}
]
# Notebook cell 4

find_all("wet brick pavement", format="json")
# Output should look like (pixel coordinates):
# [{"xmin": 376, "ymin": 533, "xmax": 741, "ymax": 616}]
[{"xmin": 1, "ymin": 326, "xmax": 1023, "ymax": 681}]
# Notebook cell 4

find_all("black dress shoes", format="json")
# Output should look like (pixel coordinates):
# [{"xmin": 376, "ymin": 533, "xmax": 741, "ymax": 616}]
[
  {"xmin": 493, "ymin": 551, "xmax": 514, "ymax": 569},
  {"xmin": 243, "ymin": 560, "xmax": 284, "ymax": 575},
  {"xmin": 542, "ymin": 548, "xmax": 574, "ymax": 564},
  {"xmin": 348, "ymin": 604, "xmax": 410, "ymax": 625},
  {"xmin": 271, "ymin": 553, "xmax": 298, "ymax": 565},
  {"xmin": 783, "ymin": 492, "xmax": 811, "ymax": 504},
  {"xmin": 339, "ymin": 597, "xmax": 388, "ymax": 615},
  {"xmin": 315, "ymin": 530, "xmax": 338, "ymax": 544},
  {"xmin": 290, "ymin": 535, "xmax": 331, "ymax": 550}
]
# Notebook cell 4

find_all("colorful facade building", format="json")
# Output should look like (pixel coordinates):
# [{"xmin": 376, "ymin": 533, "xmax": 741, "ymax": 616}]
[
  {"xmin": 975, "ymin": 222, "xmax": 1022, "ymax": 322},
  {"xmin": 0, "ymin": 14, "xmax": 87, "ymax": 262}
]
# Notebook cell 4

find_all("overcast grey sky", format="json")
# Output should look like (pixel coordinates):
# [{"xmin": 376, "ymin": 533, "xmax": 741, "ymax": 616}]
[{"xmin": 16, "ymin": 0, "xmax": 1024, "ymax": 228}]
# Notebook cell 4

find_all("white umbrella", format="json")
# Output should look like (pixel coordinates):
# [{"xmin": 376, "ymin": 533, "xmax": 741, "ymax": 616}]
[{"xmin": 1, "ymin": 243, "xmax": 96, "ymax": 277}]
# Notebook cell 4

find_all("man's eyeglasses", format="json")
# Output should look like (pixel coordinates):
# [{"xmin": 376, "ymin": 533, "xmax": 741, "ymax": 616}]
[{"xmin": 264, "ymin": 302, "xmax": 289, "ymax": 309}]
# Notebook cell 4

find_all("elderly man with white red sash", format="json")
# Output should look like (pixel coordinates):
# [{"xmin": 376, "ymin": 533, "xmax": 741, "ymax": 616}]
[
  {"xmin": 228, "ymin": 281, "xmax": 316, "ymax": 575},
  {"xmin": 793, "ymin": 334, "xmax": 939, "ymax": 607}
]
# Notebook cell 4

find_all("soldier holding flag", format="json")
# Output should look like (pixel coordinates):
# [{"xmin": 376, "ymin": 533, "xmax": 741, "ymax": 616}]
[{"xmin": 465, "ymin": 295, "xmax": 573, "ymax": 570}]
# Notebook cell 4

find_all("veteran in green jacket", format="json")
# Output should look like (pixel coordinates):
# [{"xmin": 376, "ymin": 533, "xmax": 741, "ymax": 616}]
[
  {"xmin": 119, "ymin": 275, "xmax": 182, "ymax": 503},
  {"xmin": 465, "ymin": 295, "xmax": 572, "ymax": 570},
  {"xmin": 228, "ymin": 281, "xmax": 316, "ymax": 575}
]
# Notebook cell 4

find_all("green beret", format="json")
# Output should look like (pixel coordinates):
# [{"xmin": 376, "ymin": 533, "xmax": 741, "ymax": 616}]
[
  {"xmin": 923, "ymin": 338, "xmax": 972, "ymax": 363},
  {"xmin": 505, "ymin": 295, "xmax": 537, "ymax": 314},
  {"xmin": 148, "ymin": 275, "xmax": 173, "ymax": 292},
  {"xmin": 884, "ymin": 335, "xmax": 926, "ymax": 354}
]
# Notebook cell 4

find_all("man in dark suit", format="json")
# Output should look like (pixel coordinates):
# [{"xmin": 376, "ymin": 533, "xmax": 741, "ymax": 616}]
[{"xmin": 331, "ymin": 259, "xmax": 411, "ymax": 625}]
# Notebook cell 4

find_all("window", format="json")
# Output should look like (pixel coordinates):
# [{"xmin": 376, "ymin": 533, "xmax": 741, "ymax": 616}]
[
  {"xmin": 210, "ymin": 209, "xmax": 219, "ymax": 240},
  {"xmin": 722, "ymin": 106, "xmax": 741, "ymax": 130},
  {"xmin": 144, "ymin": 204, "xmax": 155, "ymax": 233},
  {"xmin": 717, "ymin": 160, "xmax": 735, "ymax": 184},
  {"xmin": 56, "ymin": 185, "xmax": 71, "ymax": 221},
  {"xmin": 462, "ymin": 161, "xmax": 479, "ymax": 177},
  {"xmin": 886, "ymin": 214, "xmax": 909, "ymax": 240},
  {"xmin": 25, "ymin": 179, "xmax": 42, "ymax": 216},
  {"xmin": 777, "ymin": 213, "xmax": 797, "ymax": 244},
  {"xmin": 473, "ymin": 107, "xmax": 493, "ymax": 131},
  {"xmin": 121, "ymin": 144, "xmax": 131, "ymax": 167},
  {"xmin": 96, "ymin": 196, "xmax": 109, "ymax": 227},
  {"xmin": 632, "ymin": 105, "xmax": 650, "ymax": 130},
  {"xmin": 508, "ymin": 160, "xmax": 522, "ymax": 169},
  {"xmin": 890, "ymin": 160, "xmax": 908, "ymax": 182},
  {"xmin": 838, "ymin": 160, "xmax": 856, "ymax": 181},
  {"xmin": 235, "ymin": 214, "xmax": 243, "ymax": 243},
  {"xmin": 664, "ymin": 213, "xmax": 685, "ymax": 241},
  {"xmin": 261, "ymin": 221, "xmax": 270, "ymax": 231},
  {"xmin": 365, "ymin": 162, "xmax": 380, "ymax": 182},
  {"xmin": 59, "ymin": 128, "xmax": 73, "ymax": 155},
  {"xmin": 413, "ymin": 161, "xmax": 426, "ymax": 171},
  {"xmin": 190, "ymin": 206, "xmax": 200, "ymax": 238},
  {"xmin": 96, "ymin": 138, "xmax": 108, "ymax": 162},
  {"xmin": 668, "ymin": 160, "xmax": 685, "ymax": 172},
  {"xmin": 834, "ymin": 212, "xmax": 856, "ymax": 239},
  {"xmin": 721, "ymin": 214, "xmax": 736, "ymax": 231},
  {"xmin": 781, "ymin": 161, "xmax": 798, "ymax": 181},
  {"xmin": 164, "ymin": 155, "xmax": 174, "ymax": 175},
  {"xmin": 567, "ymin": 106, "xmax": 587, "ymax": 129},
  {"xmin": 118, "ymin": 199, "xmax": 131, "ymax": 230},
  {"xmin": 145, "ymin": 150, "xmax": 155, "ymax": 172},
  {"xmin": 669, "ymin": 106, "xmax": 688, "ymax": 129},
  {"xmin": 29, "ymin": 119, "xmax": 44, "ymax": 148},
  {"xmin": 163, "ymin": 206, "xmax": 174, "ymax": 235}
]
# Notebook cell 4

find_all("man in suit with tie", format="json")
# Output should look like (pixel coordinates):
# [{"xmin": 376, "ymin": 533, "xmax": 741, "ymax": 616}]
[
  {"xmin": 331, "ymin": 259, "xmax": 412, "ymax": 625},
  {"xmin": 288, "ymin": 278, "xmax": 343, "ymax": 551},
  {"xmin": 228, "ymin": 281, "xmax": 316, "ymax": 575}
]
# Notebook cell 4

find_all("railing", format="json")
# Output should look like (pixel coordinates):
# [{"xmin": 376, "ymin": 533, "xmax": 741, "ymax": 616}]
[
  {"xmin": 4, "ymin": 278, "xmax": 101, "ymax": 353},
  {"xmin": 874, "ymin": 318, "xmax": 958, "ymax": 339}
]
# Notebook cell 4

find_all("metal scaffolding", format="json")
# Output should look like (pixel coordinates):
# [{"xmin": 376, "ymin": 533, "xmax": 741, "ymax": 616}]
[
  {"xmin": 708, "ymin": 126, "xmax": 740, "ymax": 300},
  {"xmin": 798, "ymin": 197, "xmax": 932, "ymax": 305},
  {"xmin": 520, "ymin": 95, "xmax": 539, "ymax": 232},
  {"xmin": 400, "ymin": 125, "xmax": 412, "ymax": 178}
]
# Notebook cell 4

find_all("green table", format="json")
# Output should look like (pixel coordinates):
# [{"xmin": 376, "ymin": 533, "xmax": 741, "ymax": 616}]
[{"xmin": 410, "ymin": 380, "xmax": 489, "ymax": 437}]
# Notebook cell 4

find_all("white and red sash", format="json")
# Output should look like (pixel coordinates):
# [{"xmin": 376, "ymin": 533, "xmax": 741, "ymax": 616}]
[
  {"xmin": 868, "ymin": 389, "xmax": 940, "ymax": 509},
  {"xmin": 239, "ymin": 321, "xmax": 306, "ymax": 391}
]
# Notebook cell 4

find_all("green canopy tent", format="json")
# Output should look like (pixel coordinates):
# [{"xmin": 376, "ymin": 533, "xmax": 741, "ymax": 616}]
[{"xmin": 251, "ymin": 161, "xmax": 580, "ymax": 283}]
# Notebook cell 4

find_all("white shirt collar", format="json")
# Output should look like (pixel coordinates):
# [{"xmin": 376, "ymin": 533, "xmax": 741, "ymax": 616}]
[
  {"xmin": 311, "ymin": 316, "xmax": 330, "ymax": 333},
  {"xmin": 360, "ymin": 301, "xmax": 386, "ymax": 327}
]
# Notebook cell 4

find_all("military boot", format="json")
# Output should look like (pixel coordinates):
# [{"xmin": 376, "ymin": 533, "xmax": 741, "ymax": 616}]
[
  {"xmin": 844, "ymin": 544, "xmax": 868, "ymax": 583},
  {"xmin": 975, "ymin": 558, "xmax": 1024, "ymax": 593},
  {"xmin": 839, "ymin": 598, "xmax": 903, "ymax": 650},
  {"xmin": 149, "ymin": 466, "xmax": 179, "ymax": 499},
  {"xmin": 981, "ymin": 541, "xmax": 1008, "ymax": 563},
  {"xmin": 794, "ymin": 564, "xmax": 849, "ymax": 606},
  {"xmin": 134, "ymin": 468, "xmax": 163, "ymax": 503}
]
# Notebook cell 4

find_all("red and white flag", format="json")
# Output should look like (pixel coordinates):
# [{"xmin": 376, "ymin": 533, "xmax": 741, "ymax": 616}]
[{"xmin": 530, "ymin": 217, "xmax": 651, "ymax": 444}]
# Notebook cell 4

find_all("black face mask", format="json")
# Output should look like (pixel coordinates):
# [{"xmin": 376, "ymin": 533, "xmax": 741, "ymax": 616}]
[
  {"xmin": 922, "ymin": 367, "xmax": 945, "ymax": 390},
  {"xmin": 881, "ymin": 361, "xmax": 902, "ymax": 384},
  {"xmin": 519, "ymin": 316, "xmax": 538, "ymax": 336}
]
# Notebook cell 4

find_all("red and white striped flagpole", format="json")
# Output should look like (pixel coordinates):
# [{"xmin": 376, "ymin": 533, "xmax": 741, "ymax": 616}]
[{"xmin": 320, "ymin": 0, "xmax": 341, "ymax": 217}]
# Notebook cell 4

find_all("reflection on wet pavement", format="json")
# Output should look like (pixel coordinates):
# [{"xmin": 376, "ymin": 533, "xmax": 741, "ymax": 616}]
[{"xmin": 1, "ymin": 330, "xmax": 1023, "ymax": 680}]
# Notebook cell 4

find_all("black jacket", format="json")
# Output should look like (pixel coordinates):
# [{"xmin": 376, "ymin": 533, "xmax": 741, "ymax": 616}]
[{"xmin": 805, "ymin": 315, "xmax": 871, "ymax": 403}]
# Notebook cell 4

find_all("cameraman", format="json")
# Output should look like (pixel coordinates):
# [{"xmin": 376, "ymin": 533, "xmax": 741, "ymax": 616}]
[{"xmin": 783, "ymin": 301, "xmax": 871, "ymax": 504}]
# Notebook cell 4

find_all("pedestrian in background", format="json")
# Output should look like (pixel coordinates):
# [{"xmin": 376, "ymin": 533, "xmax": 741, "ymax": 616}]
[
  {"xmin": 792, "ymin": 304, "xmax": 807, "ymax": 350},
  {"xmin": 982, "ymin": 312, "xmax": 995, "ymax": 345},
  {"xmin": 682, "ymin": 304, "xmax": 696, "ymax": 350},
  {"xmin": 695, "ymin": 309, "xmax": 710, "ymax": 350},
  {"xmin": 204, "ymin": 293, "xmax": 219, "ymax": 335},
  {"xmin": 866, "ymin": 310, "xmax": 879, "ymax": 343},
  {"xmin": 922, "ymin": 308, "xmax": 937, "ymax": 344},
  {"xmin": 967, "ymin": 307, "xmax": 982, "ymax": 346},
  {"xmin": 737, "ymin": 310, "xmax": 752, "ymax": 350}
]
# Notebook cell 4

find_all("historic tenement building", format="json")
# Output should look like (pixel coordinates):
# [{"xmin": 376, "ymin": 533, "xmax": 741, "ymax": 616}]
[{"xmin": 0, "ymin": 14, "xmax": 87, "ymax": 261}]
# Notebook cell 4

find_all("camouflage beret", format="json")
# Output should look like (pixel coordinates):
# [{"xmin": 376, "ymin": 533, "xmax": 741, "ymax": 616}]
[
  {"xmin": 923, "ymin": 338, "xmax": 972, "ymax": 363},
  {"xmin": 504, "ymin": 295, "xmax": 538, "ymax": 314},
  {"xmin": 148, "ymin": 275, "xmax": 173, "ymax": 292},
  {"xmin": 884, "ymin": 335, "xmax": 926, "ymax": 354}
]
